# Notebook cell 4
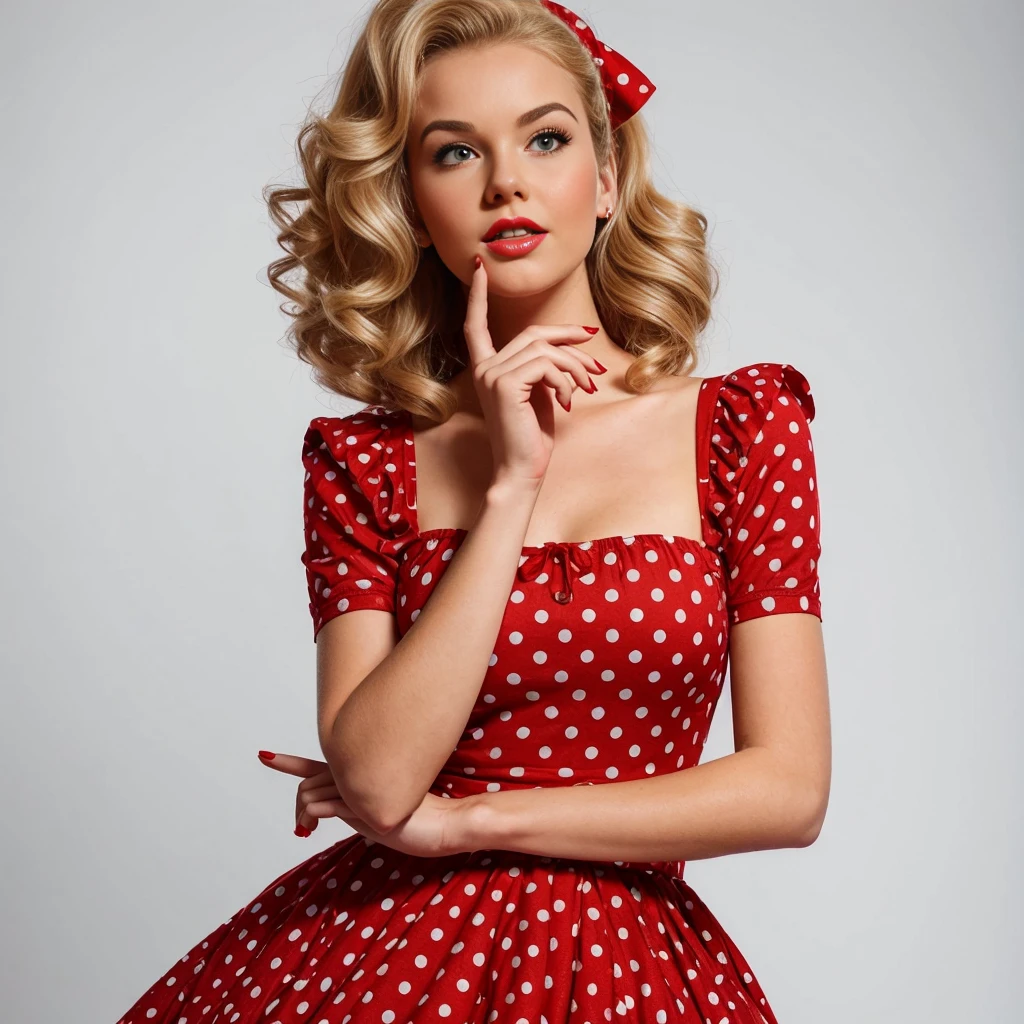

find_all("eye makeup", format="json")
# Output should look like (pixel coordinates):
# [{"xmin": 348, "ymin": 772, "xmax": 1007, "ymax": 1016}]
[{"xmin": 431, "ymin": 126, "xmax": 574, "ymax": 167}]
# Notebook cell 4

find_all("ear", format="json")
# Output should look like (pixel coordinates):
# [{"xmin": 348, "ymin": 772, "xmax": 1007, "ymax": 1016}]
[{"xmin": 597, "ymin": 152, "xmax": 618, "ymax": 218}]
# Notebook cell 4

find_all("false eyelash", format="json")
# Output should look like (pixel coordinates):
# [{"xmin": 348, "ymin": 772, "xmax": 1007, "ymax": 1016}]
[{"xmin": 431, "ymin": 126, "xmax": 574, "ymax": 165}]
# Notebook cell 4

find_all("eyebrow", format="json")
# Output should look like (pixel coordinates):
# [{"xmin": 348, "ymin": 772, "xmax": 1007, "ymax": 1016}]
[{"xmin": 418, "ymin": 101, "xmax": 578, "ymax": 146}]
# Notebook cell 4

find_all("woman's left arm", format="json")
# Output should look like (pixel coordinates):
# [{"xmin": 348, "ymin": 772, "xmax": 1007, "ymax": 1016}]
[{"xmin": 459, "ymin": 612, "xmax": 831, "ymax": 864}]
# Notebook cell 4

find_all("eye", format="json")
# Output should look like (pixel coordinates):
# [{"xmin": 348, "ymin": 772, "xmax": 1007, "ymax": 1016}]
[
  {"xmin": 529, "ymin": 127, "xmax": 573, "ymax": 155},
  {"xmin": 431, "ymin": 127, "xmax": 574, "ymax": 167}
]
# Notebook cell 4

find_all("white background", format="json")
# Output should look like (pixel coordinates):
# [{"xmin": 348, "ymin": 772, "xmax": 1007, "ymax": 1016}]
[{"xmin": 2, "ymin": 1, "xmax": 1020, "ymax": 1020}]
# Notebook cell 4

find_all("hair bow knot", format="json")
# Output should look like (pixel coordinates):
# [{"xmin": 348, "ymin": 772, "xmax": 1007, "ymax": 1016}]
[{"xmin": 539, "ymin": 1, "xmax": 656, "ymax": 129}]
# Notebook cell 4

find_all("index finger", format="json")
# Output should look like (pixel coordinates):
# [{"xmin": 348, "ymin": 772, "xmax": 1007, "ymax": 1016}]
[
  {"xmin": 257, "ymin": 751, "xmax": 329, "ymax": 778},
  {"xmin": 464, "ymin": 256, "xmax": 495, "ymax": 368}
]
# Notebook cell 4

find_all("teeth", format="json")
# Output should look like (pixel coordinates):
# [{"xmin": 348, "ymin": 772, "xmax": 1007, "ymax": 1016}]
[{"xmin": 493, "ymin": 228, "xmax": 538, "ymax": 240}]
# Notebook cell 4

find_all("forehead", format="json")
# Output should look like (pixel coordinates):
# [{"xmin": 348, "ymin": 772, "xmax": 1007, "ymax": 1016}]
[{"xmin": 412, "ymin": 42, "xmax": 580, "ymax": 128}]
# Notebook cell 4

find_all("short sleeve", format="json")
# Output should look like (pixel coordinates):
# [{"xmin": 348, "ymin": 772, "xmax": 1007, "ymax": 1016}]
[
  {"xmin": 707, "ymin": 363, "xmax": 823, "ymax": 625},
  {"xmin": 300, "ymin": 411, "xmax": 410, "ymax": 641}
]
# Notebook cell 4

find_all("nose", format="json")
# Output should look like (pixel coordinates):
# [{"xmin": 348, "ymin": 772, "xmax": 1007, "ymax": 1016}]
[
  {"xmin": 484, "ymin": 149, "xmax": 529, "ymax": 206},
  {"xmin": 487, "ymin": 183, "xmax": 527, "ymax": 207}
]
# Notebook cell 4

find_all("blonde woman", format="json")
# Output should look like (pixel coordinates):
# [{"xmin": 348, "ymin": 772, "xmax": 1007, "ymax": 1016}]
[{"xmin": 116, "ymin": 1, "xmax": 830, "ymax": 1021}]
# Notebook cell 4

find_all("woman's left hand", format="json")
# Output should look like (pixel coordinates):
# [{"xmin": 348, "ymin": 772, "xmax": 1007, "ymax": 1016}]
[{"xmin": 257, "ymin": 750, "xmax": 477, "ymax": 858}]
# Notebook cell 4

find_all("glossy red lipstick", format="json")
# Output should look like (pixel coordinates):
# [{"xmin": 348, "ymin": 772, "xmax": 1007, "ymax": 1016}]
[{"xmin": 483, "ymin": 216, "xmax": 549, "ymax": 258}]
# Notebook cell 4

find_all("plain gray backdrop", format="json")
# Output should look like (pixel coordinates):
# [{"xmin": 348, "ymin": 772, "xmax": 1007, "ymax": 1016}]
[{"xmin": 2, "ymin": 0, "xmax": 1020, "ymax": 1020}]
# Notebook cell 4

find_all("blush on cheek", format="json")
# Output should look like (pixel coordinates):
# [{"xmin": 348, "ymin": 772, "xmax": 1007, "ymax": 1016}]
[{"xmin": 548, "ymin": 167, "xmax": 602, "ymax": 242}]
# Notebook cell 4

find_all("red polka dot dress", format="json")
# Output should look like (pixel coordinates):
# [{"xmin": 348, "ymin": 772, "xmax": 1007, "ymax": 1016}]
[{"xmin": 116, "ymin": 362, "xmax": 822, "ymax": 1024}]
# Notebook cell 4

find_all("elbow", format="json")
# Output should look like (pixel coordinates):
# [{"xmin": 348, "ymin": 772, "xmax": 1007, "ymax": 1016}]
[
  {"xmin": 350, "ymin": 800, "xmax": 408, "ymax": 837},
  {"xmin": 319, "ymin": 737, "xmax": 418, "ymax": 835},
  {"xmin": 769, "ymin": 749, "xmax": 829, "ymax": 848},
  {"xmin": 791, "ymin": 786, "xmax": 829, "ymax": 847},
  {"xmin": 343, "ymin": 771, "xmax": 416, "ymax": 835},
  {"xmin": 353, "ymin": 792, "xmax": 420, "ymax": 836},
  {"xmin": 327, "ymin": 761, "xmax": 408, "ymax": 835}
]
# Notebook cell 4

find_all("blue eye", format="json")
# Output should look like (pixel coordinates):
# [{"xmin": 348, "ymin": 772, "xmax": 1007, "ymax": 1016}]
[{"xmin": 432, "ymin": 127, "xmax": 573, "ymax": 167}]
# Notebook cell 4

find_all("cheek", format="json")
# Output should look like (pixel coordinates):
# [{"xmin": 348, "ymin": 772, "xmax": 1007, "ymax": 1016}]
[
  {"xmin": 413, "ymin": 177, "xmax": 467, "ymax": 241},
  {"xmin": 546, "ymin": 165, "xmax": 599, "ymax": 230}
]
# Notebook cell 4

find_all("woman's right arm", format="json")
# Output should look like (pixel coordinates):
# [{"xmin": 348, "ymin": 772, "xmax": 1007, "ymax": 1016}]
[
  {"xmin": 318, "ymin": 472, "xmax": 540, "ymax": 834},
  {"xmin": 318, "ymin": 256, "xmax": 603, "ymax": 834}
]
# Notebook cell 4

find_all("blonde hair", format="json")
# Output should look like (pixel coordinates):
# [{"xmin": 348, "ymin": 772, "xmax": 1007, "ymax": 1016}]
[{"xmin": 263, "ymin": 0, "xmax": 719, "ymax": 421}]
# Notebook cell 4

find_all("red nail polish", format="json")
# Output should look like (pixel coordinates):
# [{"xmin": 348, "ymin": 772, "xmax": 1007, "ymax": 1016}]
[
  {"xmin": 583, "ymin": 326, "xmax": 600, "ymax": 334},
  {"xmin": 258, "ymin": 750, "xmax": 275, "ymax": 760},
  {"xmin": 584, "ymin": 377, "xmax": 597, "ymax": 393},
  {"xmin": 474, "ymin": 255, "xmax": 482, "ymax": 269},
  {"xmin": 594, "ymin": 360, "xmax": 608, "ymax": 373},
  {"xmin": 295, "ymin": 824, "xmax": 310, "ymax": 837}
]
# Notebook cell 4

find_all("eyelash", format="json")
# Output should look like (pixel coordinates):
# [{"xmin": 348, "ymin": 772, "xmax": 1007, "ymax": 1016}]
[{"xmin": 431, "ymin": 126, "xmax": 574, "ymax": 167}]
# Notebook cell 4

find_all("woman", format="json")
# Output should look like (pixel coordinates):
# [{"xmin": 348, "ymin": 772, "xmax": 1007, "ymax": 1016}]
[{"xmin": 116, "ymin": 1, "xmax": 830, "ymax": 1020}]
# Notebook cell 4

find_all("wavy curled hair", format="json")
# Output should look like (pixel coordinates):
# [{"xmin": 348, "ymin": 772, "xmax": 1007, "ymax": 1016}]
[{"xmin": 263, "ymin": 0, "xmax": 719, "ymax": 421}]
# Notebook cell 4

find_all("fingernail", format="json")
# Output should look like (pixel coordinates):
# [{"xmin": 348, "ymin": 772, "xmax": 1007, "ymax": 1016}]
[
  {"xmin": 583, "ymin": 326, "xmax": 600, "ymax": 334},
  {"xmin": 594, "ymin": 360, "xmax": 608, "ymax": 373},
  {"xmin": 295, "ymin": 824, "xmax": 311, "ymax": 837},
  {"xmin": 474, "ymin": 255, "xmax": 482, "ymax": 269},
  {"xmin": 258, "ymin": 750, "xmax": 275, "ymax": 760},
  {"xmin": 584, "ymin": 377, "xmax": 597, "ymax": 393},
  {"xmin": 561, "ymin": 396, "xmax": 571, "ymax": 412}
]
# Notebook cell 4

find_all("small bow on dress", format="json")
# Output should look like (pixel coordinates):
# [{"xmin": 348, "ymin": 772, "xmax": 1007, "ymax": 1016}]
[{"xmin": 517, "ymin": 542, "xmax": 596, "ymax": 604}]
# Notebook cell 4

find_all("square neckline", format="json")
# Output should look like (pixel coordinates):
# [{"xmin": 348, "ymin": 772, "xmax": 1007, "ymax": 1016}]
[{"xmin": 395, "ymin": 375, "xmax": 718, "ymax": 554}]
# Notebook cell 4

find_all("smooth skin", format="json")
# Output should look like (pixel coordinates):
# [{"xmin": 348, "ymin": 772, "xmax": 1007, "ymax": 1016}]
[{"xmin": 267, "ymin": 42, "xmax": 831, "ymax": 862}]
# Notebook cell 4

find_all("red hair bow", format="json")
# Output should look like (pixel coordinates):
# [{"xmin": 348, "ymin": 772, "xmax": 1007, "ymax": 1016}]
[{"xmin": 539, "ymin": 1, "xmax": 656, "ymax": 129}]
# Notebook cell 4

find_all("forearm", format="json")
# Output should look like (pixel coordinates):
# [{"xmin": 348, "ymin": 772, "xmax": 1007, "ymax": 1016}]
[
  {"xmin": 326, "ymin": 476, "xmax": 541, "ymax": 831},
  {"xmin": 461, "ymin": 747, "xmax": 824, "ymax": 864}
]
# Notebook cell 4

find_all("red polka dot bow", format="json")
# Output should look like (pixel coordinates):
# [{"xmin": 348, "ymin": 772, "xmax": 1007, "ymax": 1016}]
[{"xmin": 539, "ymin": 1, "xmax": 656, "ymax": 129}]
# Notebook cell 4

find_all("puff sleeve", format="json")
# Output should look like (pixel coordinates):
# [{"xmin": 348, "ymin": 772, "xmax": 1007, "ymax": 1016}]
[
  {"xmin": 300, "ymin": 414, "xmax": 404, "ymax": 640},
  {"xmin": 707, "ymin": 363, "xmax": 823, "ymax": 625}
]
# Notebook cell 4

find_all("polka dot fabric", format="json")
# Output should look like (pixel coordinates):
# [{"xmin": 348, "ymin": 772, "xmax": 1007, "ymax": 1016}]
[
  {"xmin": 538, "ymin": 2, "xmax": 656, "ymax": 130},
  {"xmin": 116, "ymin": 362, "xmax": 821, "ymax": 1024},
  {"xmin": 706, "ymin": 364, "xmax": 822, "ymax": 624}
]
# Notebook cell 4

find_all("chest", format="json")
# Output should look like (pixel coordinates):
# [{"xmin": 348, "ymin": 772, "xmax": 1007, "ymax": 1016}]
[
  {"xmin": 393, "ymin": 528, "xmax": 729, "ymax": 658},
  {"xmin": 411, "ymin": 382, "xmax": 707, "ymax": 548}
]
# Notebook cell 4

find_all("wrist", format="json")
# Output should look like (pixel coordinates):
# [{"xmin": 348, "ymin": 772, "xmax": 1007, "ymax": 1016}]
[
  {"xmin": 452, "ymin": 793, "xmax": 507, "ymax": 855},
  {"xmin": 485, "ymin": 473, "xmax": 542, "ymax": 513}
]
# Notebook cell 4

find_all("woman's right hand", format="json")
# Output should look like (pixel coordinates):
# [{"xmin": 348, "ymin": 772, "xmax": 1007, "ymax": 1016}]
[{"xmin": 464, "ymin": 256, "xmax": 607, "ymax": 483}]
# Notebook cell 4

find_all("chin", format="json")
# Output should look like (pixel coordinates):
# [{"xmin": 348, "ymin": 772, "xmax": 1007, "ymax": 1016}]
[{"xmin": 478, "ymin": 256, "xmax": 584, "ymax": 296}]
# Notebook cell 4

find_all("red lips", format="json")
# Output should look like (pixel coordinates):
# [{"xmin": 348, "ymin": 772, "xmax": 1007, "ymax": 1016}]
[{"xmin": 483, "ymin": 216, "xmax": 547, "ymax": 242}]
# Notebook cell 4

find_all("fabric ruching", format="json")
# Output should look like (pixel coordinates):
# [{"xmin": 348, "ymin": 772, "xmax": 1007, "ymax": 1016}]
[
  {"xmin": 517, "ymin": 541, "xmax": 597, "ymax": 604},
  {"xmin": 703, "ymin": 362, "xmax": 822, "ymax": 624},
  {"xmin": 704, "ymin": 362, "xmax": 815, "ymax": 549},
  {"xmin": 300, "ymin": 407, "xmax": 416, "ymax": 639},
  {"xmin": 319, "ymin": 405, "xmax": 417, "ymax": 545}
]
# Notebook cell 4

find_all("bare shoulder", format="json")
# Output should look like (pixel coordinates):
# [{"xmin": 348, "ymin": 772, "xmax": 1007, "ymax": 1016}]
[
  {"xmin": 636, "ymin": 370, "xmax": 707, "ymax": 422},
  {"xmin": 644, "ymin": 370, "xmax": 706, "ymax": 399}
]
